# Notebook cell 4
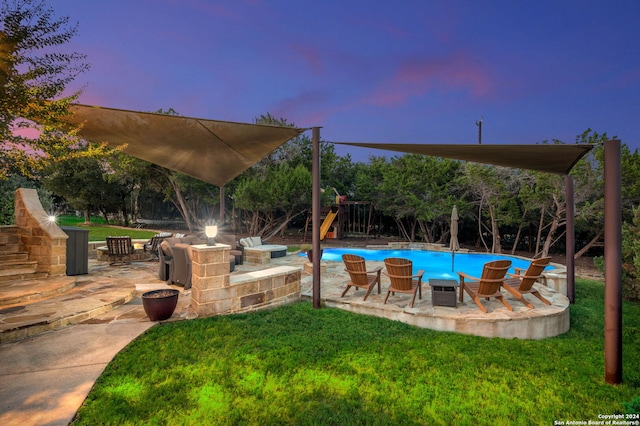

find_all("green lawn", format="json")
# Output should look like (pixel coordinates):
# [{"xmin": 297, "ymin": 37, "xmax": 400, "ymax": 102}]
[
  {"xmin": 56, "ymin": 215, "xmax": 159, "ymax": 242},
  {"xmin": 71, "ymin": 278, "xmax": 639, "ymax": 425}
]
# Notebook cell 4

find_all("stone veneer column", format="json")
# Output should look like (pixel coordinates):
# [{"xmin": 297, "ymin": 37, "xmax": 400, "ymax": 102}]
[
  {"xmin": 14, "ymin": 188, "xmax": 68, "ymax": 276},
  {"xmin": 190, "ymin": 243, "xmax": 231, "ymax": 316}
]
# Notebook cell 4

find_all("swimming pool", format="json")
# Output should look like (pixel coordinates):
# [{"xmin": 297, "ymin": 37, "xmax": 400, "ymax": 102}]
[{"xmin": 301, "ymin": 248, "xmax": 554, "ymax": 280}]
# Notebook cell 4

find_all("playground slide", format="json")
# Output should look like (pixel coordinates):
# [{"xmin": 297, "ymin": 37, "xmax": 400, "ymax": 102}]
[{"xmin": 320, "ymin": 210, "xmax": 338, "ymax": 240}]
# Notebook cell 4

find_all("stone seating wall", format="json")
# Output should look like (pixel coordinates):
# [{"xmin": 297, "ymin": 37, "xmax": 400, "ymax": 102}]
[
  {"xmin": 91, "ymin": 240, "xmax": 152, "ymax": 261},
  {"xmin": 189, "ymin": 244, "xmax": 301, "ymax": 317}
]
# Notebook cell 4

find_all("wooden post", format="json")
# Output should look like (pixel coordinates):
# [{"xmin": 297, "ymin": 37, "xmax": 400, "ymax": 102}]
[
  {"xmin": 565, "ymin": 176, "xmax": 575, "ymax": 303},
  {"xmin": 219, "ymin": 186, "xmax": 225, "ymax": 224}
]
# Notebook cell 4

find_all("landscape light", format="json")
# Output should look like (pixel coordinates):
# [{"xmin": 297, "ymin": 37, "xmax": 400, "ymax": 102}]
[{"xmin": 205, "ymin": 225, "xmax": 218, "ymax": 246}]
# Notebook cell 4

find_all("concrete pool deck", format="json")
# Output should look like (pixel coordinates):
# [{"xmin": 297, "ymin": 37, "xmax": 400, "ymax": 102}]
[{"xmin": 294, "ymin": 250, "xmax": 570, "ymax": 340}]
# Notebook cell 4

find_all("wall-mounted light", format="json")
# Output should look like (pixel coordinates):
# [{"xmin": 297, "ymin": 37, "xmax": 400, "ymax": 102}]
[{"xmin": 205, "ymin": 225, "xmax": 218, "ymax": 246}]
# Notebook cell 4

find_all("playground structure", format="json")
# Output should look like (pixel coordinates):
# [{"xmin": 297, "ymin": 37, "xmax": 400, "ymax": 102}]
[{"xmin": 305, "ymin": 199, "xmax": 377, "ymax": 241}]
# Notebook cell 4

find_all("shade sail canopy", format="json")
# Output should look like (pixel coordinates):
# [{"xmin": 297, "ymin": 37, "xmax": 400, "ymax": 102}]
[
  {"xmin": 333, "ymin": 142, "xmax": 593, "ymax": 175},
  {"xmin": 63, "ymin": 104, "xmax": 306, "ymax": 187}
]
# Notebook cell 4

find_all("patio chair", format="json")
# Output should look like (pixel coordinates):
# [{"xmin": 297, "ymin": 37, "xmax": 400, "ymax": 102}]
[
  {"xmin": 144, "ymin": 233, "xmax": 171, "ymax": 261},
  {"xmin": 158, "ymin": 240, "xmax": 173, "ymax": 281},
  {"xmin": 217, "ymin": 233, "xmax": 244, "ymax": 265},
  {"xmin": 502, "ymin": 257, "xmax": 552, "ymax": 308},
  {"xmin": 105, "ymin": 236, "xmax": 134, "ymax": 265},
  {"xmin": 170, "ymin": 243, "xmax": 192, "ymax": 289},
  {"xmin": 458, "ymin": 260, "xmax": 512, "ymax": 313},
  {"xmin": 341, "ymin": 254, "xmax": 382, "ymax": 301},
  {"xmin": 383, "ymin": 257, "xmax": 424, "ymax": 308}
]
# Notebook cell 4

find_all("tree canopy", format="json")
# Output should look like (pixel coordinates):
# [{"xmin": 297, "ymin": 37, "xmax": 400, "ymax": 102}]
[{"xmin": 0, "ymin": 0, "xmax": 100, "ymax": 178}]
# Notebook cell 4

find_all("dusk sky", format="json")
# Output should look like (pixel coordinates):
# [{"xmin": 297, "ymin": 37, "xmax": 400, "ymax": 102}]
[{"xmin": 54, "ymin": 0, "xmax": 640, "ymax": 160}]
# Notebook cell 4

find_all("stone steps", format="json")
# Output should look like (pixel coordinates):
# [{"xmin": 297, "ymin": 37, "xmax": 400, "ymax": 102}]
[
  {"xmin": 0, "ymin": 225, "xmax": 152, "ymax": 343},
  {"xmin": 0, "ymin": 259, "xmax": 38, "ymax": 272},
  {"xmin": 0, "ymin": 251, "xmax": 29, "ymax": 262},
  {"xmin": 0, "ymin": 225, "xmax": 136, "ymax": 342},
  {"xmin": 0, "ymin": 226, "xmax": 40, "ymax": 282},
  {"xmin": 0, "ymin": 193, "xmax": 146, "ymax": 343},
  {"xmin": 0, "ymin": 276, "xmax": 77, "ymax": 307},
  {"xmin": 0, "ymin": 226, "xmax": 21, "ymax": 254},
  {"xmin": 0, "ymin": 269, "xmax": 46, "ymax": 283},
  {"xmin": 0, "ymin": 278, "xmax": 136, "ymax": 343}
]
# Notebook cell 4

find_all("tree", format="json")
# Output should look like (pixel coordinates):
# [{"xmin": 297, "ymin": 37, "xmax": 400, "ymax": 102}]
[
  {"xmin": 567, "ymin": 131, "xmax": 613, "ymax": 259},
  {"xmin": 367, "ymin": 155, "xmax": 419, "ymax": 240},
  {"xmin": 0, "ymin": 171, "xmax": 51, "ymax": 224},
  {"xmin": 1, "ymin": 0, "xmax": 94, "ymax": 178},
  {"xmin": 597, "ymin": 204, "xmax": 640, "ymax": 302},
  {"xmin": 250, "ymin": 113, "xmax": 308, "ymax": 173},
  {"xmin": 148, "ymin": 166, "xmax": 219, "ymax": 232},
  {"xmin": 234, "ymin": 163, "xmax": 312, "ymax": 238},
  {"xmin": 248, "ymin": 113, "xmax": 349, "ymax": 198},
  {"xmin": 462, "ymin": 163, "xmax": 521, "ymax": 253},
  {"xmin": 620, "ymin": 206, "xmax": 640, "ymax": 301},
  {"xmin": 103, "ymin": 150, "xmax": 149, "ymax": 226},
  {"xmin": 352, "ymin": 155, "xmax": 468, "ymax": 240},
  {"xmin": 352, "ymin": 156, "xmax": 387, "ymax": 204},
  {"xmin": 362, "ymin": 154, "xmax": 463, "ymax": 242},
  {"xmin": 42, "ymin": 151, "xmax": 122, "ymax": 223}
]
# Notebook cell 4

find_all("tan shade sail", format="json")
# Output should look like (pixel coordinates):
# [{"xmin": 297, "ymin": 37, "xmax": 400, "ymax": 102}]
[
  {"xmin": 64, "ymin": 104, "xmax": 307, "ymax": 186},
  {"xmin": 333, "ymin": 142, "xmax": 593, "ymax": 175}
]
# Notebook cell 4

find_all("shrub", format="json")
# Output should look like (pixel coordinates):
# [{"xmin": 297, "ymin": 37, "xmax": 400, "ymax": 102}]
[
  {"xmin": 595, "ymin": 206, "xmax": 640, "ymax": 302},
  {"xmin": 623, "ymin": 395, "xmax": 640, "ymax": 414}
]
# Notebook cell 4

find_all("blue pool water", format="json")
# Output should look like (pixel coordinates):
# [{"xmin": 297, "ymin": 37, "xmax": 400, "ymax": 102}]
[{"xmin": 301, "ymin": 248, "xmax": 554, "ymax": 280}]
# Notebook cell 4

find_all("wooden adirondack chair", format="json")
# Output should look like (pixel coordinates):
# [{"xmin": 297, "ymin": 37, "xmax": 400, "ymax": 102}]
[
  {"xmin": 458, "ymin": 260, "xmax": 512, "ymax": 313},
  {"xmin": 341, "ymin": 254, "xmax": 382, "ymax": 301},
  {"xmin": 502, "ymin": 257, "xmax": 552, "ymax": 308},
  {"xmin": 383, "ymin": 257, "xmax": 424, "ymax": 308}
]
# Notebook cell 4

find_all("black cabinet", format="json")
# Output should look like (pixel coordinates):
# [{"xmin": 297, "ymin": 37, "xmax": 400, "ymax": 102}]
[{"xmin": 61, "ymin": 226, "xmax": 89, "ymax": 275}]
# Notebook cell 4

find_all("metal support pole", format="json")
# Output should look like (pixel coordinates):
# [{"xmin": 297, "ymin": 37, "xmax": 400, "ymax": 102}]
[
  {"xmin": 565, "ymin": 176, "xmax": 575, "ymax": 303},
  {"xmin": 604, "ymin": 139, "xmax": 622, "ymax": 384},
  {"xmin": 219, "ymin": 186, "xmax": 225, "ymax": 224},
  {"xmin": 312, "ymin": 127, "xmax": 321, "ymax": 308}
]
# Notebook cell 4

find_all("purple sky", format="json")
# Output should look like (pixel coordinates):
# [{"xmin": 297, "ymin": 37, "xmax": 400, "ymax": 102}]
[{"xmin": 55, "ymin": 0, "xmax": 640, "ymax": 160}]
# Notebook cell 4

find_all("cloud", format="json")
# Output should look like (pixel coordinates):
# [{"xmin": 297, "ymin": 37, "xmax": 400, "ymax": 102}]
[
  {"xmin": 363, "ymin": 50, "xmax": 493, "ymax": 108},
  {"xmin": 270, "ymin": 91, "xmax": 332, "ymax": 125},
  {"xmin": 288, "ymin": 43, "xmax": 325, "ymax": 75},
  {"xmin": 172, "ymin": 0, "xmax": 241, "ymax": 20},
  {"xmin": 597, "ymin": 68, "xmax": 640, "ymax": 92}
]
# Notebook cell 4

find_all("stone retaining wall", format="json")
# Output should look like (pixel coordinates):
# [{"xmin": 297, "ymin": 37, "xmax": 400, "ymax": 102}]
[
  {"xmin": 368, "ymin": 241, "xmax": 470, "ymax": 253},
  {"xmin": 14, "ymin": 188, "xmax": 67, "ymax": 276}
]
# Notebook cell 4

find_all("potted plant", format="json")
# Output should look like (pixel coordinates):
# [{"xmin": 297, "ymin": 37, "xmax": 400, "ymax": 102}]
[
  {"xmin": 301, "ymin": 244, "xmax": 324, "ymax": 263},
  {"xmin": 141, "ymin": 289, "xmax": 180, "ymax": 321}
]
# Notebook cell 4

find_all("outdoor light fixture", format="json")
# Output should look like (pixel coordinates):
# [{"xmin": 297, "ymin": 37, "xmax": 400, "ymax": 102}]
[
  {"xmin": 205, "ymin": 225, "xmax": 218, "ymax": 246},
  {"xmin": 47, "ymin": 215, "xmax": 57, "ymax": 224}
]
